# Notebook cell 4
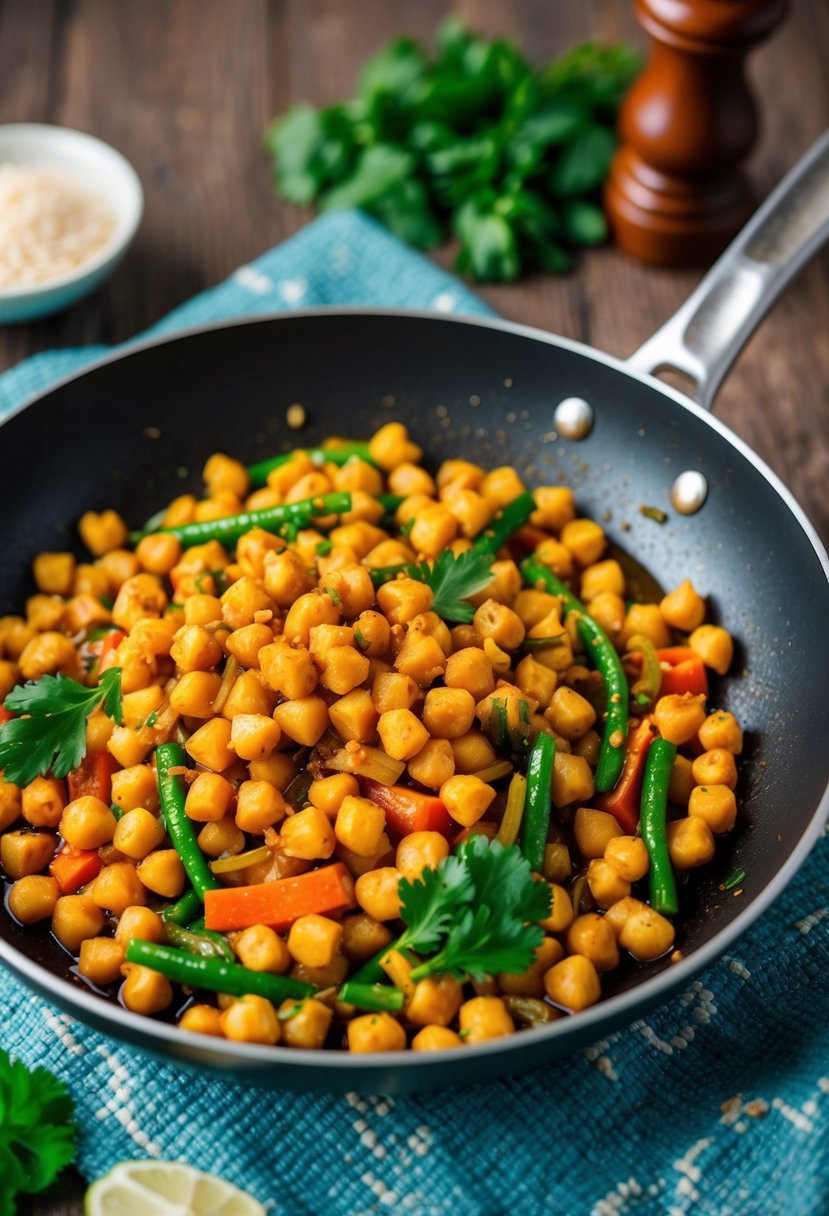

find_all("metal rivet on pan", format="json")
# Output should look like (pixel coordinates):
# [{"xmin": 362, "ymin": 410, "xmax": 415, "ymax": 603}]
[
  {"xmin": 553, "ymin": 396, "xmax": 594, "ymax": 440},
  {"xmin": 671, "ymin": 470, "xmax": 709, "ymax": 515}
]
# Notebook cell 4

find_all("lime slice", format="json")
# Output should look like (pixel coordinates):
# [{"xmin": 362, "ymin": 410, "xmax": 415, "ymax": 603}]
[{"xmin": 84, "ymin": 1160, "xmax": 266, "ymax": 1216}]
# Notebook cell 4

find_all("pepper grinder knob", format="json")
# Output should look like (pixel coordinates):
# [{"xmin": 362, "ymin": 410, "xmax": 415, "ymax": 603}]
[{"xmin": 605, "ymin": 0, "xmax": 788, "ymax": 267}]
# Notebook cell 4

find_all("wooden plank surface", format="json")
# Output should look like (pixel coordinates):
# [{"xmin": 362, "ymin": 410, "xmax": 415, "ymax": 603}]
[{"xmin": 1, "ymin": 1, "xmax": 827, "ymax": 1210}]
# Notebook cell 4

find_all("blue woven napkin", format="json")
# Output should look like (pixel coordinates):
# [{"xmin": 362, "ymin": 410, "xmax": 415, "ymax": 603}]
[{"xmin": 2, "ymin": 211, "xmax": 828, "ymax": 1216}]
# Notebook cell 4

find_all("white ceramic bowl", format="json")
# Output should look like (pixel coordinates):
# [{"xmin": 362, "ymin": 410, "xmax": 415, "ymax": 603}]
[{"xmin": 0, "ymin": 124, "xmax": 143, "ymax": 323}]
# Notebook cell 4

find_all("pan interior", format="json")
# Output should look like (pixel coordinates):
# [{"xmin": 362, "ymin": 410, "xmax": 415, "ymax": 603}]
[{"xmin": 2, "ymin": 312, "xmax": 827, "ymax": 1063}]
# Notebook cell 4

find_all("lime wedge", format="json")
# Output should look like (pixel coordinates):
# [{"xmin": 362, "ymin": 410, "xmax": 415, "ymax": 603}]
[{"xmin": 84, "ymin": 1160, "xmax": 266, "ymax": 1216}]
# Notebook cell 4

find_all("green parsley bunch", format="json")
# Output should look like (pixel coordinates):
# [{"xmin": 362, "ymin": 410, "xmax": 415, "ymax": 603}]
[{"xmin": 265, "ymin": 18, "xmax": 640, "ymax": 281}]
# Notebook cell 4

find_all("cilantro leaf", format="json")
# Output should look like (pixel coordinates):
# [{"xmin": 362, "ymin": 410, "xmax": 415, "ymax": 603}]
[
  {"xmin": 416, "ymin": 548, "xmax": 493, "ymax": 623},
  {"xmin": 397, "ymin": 855, "xmax": 475, "ymax": 955},
  {"xmin": 265, "ymin": 20, "xmax": 639, "ymax": 282},
  {"xmin": 402, "ymin": 839, "xmax": 551, "ymax": 983},
  {"xmin": 0, "ymin": 668, "xmax": 122, "ymax": 786},
  {"xmin": 0, "ymin": 1049, "xmax": 77, "ymax": 1201}
]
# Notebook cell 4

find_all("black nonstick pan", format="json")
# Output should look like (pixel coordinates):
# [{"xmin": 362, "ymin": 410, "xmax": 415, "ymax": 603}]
[{"xmin": 2, "ymin": 134, "xmax": 829, "ymax": 1095}]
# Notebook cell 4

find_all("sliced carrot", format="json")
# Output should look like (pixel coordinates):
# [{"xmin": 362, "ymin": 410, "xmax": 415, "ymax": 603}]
[
  {"xmin": 68, "ymin": 752, "xmax": 117, "ymax": 803},
  {"xmin": 657, "ymin": 647, "xmax": 708, "ymax": 697},
  {"xmin": 204, "ymin": 861, "xmax": 355, "ymax": 932},
  {"xmin": 98, "ymin": 629, "xmax": 126, "ymax": 675},
  {"xmin": 595, "ymin": 717, "xmax": 657, "ymax": 833},
  {"xmin": 362, "ymin": 779, "xmax": 452, "ymax": 837},
  {"xmin": 50, "ymin": 846, "xmax": 103, "ymax": 895}
]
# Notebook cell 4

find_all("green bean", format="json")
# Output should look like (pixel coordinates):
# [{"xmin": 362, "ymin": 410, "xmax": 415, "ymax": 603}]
[
  {"xmin": 521, "ymin": 558, "xmax": 627, "ymax": 794},
  {"xmin": 474, "ymin": 491, "xmax": 536, "ymax": 554},
  {"xmin": 247, "ymin": 442, "xmax": 377, "ymax": 488},
  {"xmin": 377, "ymin": 493, "xmax": 405, "ymax": 513},
  {"xmin": 496, "ymin": 772, "xmax": 527, "ymax": 848},
  {"xmin": 337, "ymin": 981, "xmax": 405, "ymax": 1013},
  {"xmin": 640, "ymin": 737, "xmax": 679, "ymax": 916},
  {"xmin": 130, "ymin": 491, "xmax": 352, "ymax": 549},
  {"xmin": 162, "ymin": 920, "xmax": 235, "ymax": 964},
  {"xmin": 125, "ymin": 940, "xmax": 314, "ymax": 1001},
  {"xmin": 369, "ymin": 563, "xmax": 414, "ymax": 587},
  {"xmin": 521, "ymin": 731, "xmax": 556, "ymax": 871},
  {"xmin": 155, "ymin": 742, "xmax": 219, "ymax": 903},
  {"xmin": 162, "ymin": 889, "xmax": 202, "ymax": 926}
]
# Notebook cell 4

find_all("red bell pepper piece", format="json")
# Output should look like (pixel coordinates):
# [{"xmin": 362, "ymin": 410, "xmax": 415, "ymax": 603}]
[
  {"xmin": 657, "ymin": 647, "xmax": 708, "ymax": 697},
  {"xmin": 50, "ymin": 846, "xmax": 103, "ymax": 895},
  {"xmin": 68, "ymin": 751, "xmax": 118, "ymax": 804},
  {"xmin": 507, "ymin": 525, "xmax": 549, "ymax": 559},
  {"xmin": 595, "ymin": 717, "xmax": 657, "ymax": 833},
  {"xmin": 0, "ymin": 706, "xmax": 13, "ymax": 725},
  {"xmin": 361, "ymin": 779, "xmax": 453, "ymax": 837}
]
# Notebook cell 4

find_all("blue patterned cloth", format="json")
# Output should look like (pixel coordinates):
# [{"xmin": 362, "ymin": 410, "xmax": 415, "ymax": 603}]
[{"xmin": 1, "ymin": 211, "xmax": 828, "ymax": 1216}]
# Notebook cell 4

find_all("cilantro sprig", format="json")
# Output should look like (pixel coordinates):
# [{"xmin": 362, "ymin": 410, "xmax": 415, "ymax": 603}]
[
  {"xmin": 265, "ymin": 19, "xmax": 640, "ymax": 281},
  {"xmin": 416, "ymin": 549, "xmax": 493, "ymax": 623},
  {"xmin": 0, "ymin": 668, "xmax": 122, "ymax": 787},
  {"xmin": 0, "ymin": 1049, "xmax": 77, "ymax": 1211},
  {"xmin": 398, "ymin": 836, "xmax": 551, "ymax": 982}
]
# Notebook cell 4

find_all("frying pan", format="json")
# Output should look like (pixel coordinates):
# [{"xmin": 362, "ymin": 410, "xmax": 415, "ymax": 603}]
[{"xmin": 2, "ymin": 134, "xmax": 829, "ymax": 1096}]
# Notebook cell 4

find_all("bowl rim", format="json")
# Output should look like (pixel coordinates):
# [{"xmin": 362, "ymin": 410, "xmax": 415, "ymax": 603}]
[
  {"xmin": 0, "ymin": 122, "xmax": 144, "ymax": 301},
  {"xmin": 1, "ymin": 306, "xmax": 828, "ymax": 1082}
]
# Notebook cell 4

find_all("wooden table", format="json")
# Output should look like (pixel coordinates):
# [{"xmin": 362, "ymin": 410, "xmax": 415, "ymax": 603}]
[{"xmin": 2, "ymin": 0, "xmax": 827, "ymax": 1210}]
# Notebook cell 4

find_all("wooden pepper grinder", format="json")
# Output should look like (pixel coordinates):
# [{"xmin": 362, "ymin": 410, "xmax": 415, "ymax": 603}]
[{"xmin": 605, "ymin": 0, "xmax": 788, "ymax": 266}]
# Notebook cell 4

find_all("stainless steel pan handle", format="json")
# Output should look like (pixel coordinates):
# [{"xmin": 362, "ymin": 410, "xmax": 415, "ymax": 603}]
[{"xmin": 627, "ymin": 130, "xmax": 829, "ymax": 411}]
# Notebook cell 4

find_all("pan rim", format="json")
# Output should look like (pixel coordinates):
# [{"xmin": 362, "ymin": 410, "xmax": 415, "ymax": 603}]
[{"xmin": 1, "ymin": 305, "xmax": 827, "ymax": 1080}]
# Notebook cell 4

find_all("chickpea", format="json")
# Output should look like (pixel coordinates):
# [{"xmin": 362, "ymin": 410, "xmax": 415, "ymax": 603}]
[
  {"xmin": 179, "ymin": 1005, "xmax": 224, "ymax": 1037},
  {"xmin": 689, "ymin": 784, "xmax": 738, "ymax": 834},
  {"xmin": 92, "ymin": 861, "xmax": 148, "ymax": 916},
  {"xmin": 587, "ymin": 858, "xmax": 631, "ymax": 909},
  {"xmin": 619, "ymin": 904, "xmax": 675, "ymax": 960},
  {"xmin": 21, "ymin": 776, "xmax": 66, "ymax": 829},
  {"xmin": 280, "ymin": 807, "xmax": 336, "ymax": 861},
  {"xmin": 355, "ymin": 867, "xmax": 402, "ymax": 921},
  {"xmin": 185, "ymin": 718, "xmax": 235, "ymax": 771},
  {"xmin": 377, "ymin": 708, "xmax": 429, "ymax": 762},
  {"xmin": 278, "ymin": 998, "xmax": 333, "ymax": 1050},
  {"xmin": 574, "ymin": 808, "xmax": 623, "ymax": 859},
  {"xmin": 480, "ymin": 466, "xmax": 525, "ymax": 508},
  {"xmin": 689, "ymin": 624, "xmax": 734, "ymax": 675},
  {"xmin": 668, "ymin": 754, "xmax": 696, "ymax": 808},
  {"xmin": 234, "ymin": 925, "xmax": 291, "ymax": 973},
  {"xmin": 135, "ymin": 850, "xmax": 186, "ymax": 900},
  {"xmin": 52, "ymin": 894, "xmax": 105, "ymax": 953},
  {"xmin": 440, "ymin": 775, "xmax": 496, "ymax": 827},
  {"xmin": 450, "ymin": 730, "xmax": 497, "ymax": 775},
  {"xmin": 32, "ymin": 552, "xmax": 76, "ymax": 595},
  {"xmin": 8, "ymin": 875, "xmax": 60, "ymax": 924},
  {"xmin": 544, "ymin": 954, "xmax": 601, "ymax": 1011},
  {"xmin": 396, "ymin": 831, "xmax": 450, "ymax": 880},
  {"xmin": 498, "ymin": 937, "xmax": 564, "ymax": 998},
  {"xmin": 115, "ymin": 906, "xmax": 164, "ymax": 947},
  {"xmin": 551, "ymin": 752, "xmax": 595, "ymax": 808},
  {"xmin": 347, "ymin": 1011, "xmax": 406, "ymax": 1053},
  {"xmin": 566, "ymin": 913, "xmax": 620, "ymax": 972},
  {"xmin": 235, "ymin": 781, "xmax": 286, "ymax": 834},
  {"xmin": 422, "ymin": 687, "xmax": 476, "ymax": 740},
  {"xmin": 621, "ymin": 603, "xmax": 672, "ymax": 649},
  {"xmin": 531, "ymin": 485, "xmax": 576, "ymax": 532},
  {"xmin": 698, "ymin": 710, "xmax": 743, "ymax": 755},
  {"xmin": 288, "ymin": 915, "xmax": 343, "ymax": 969},
  {"xmin": 0, "ymin": 830, "xmax": 56, "ymax": 879},
  {"xmin": 667, "ymin": 817, "xmax": 716, "ymax": 869},
  {"xmin": 604, "ymin": 835, "xmax": 649, "ymax": 883},
  {"xmin": 653, "ymin": 693, "xmax": 707, "ymax": 746},
  {"xmin": 458, "ymin": 996, "xmax": 514, "ymax": 1044},
  {"xmin": 273, "ymin": 695, "xmax": 330, "ymax": 747},
  {"xmin": 18, "ymin": 631, "xmax": 77, "ymax": 681},
  {"xmin": 407, "ymin": 975, "xmax": 463, "ymax": 1027},
  {"xmin": 546, "ymin": 687, "xmax": 596, "ymax": 741},
  {"xmin": 444, "ymin": 647, "xmax": 495, "ymax": 702},
  {"xmin": 60, "ymin": 797, "xmax": 117, "ymax": 850},
  {"xmin": 412, "ymin": 1026, "xmax": 463, "ymax": 1051},
  {"xmin": 692, "ymin": 748, "xmax": 738, "ymax": 789},
  {"xmin": 78, "ymin": 937, "xmax": 125, "ymax": 986},
  {"xmin": 197, "ymin": 817, "xmax": 246, "ymax": 858},
  {"xmin": 408, "ymin": 738, "xmax": 455, "ymax": 791},
  {"xmin": 660, "ymin": 579, "xmax": 706, "ymax": 632}
]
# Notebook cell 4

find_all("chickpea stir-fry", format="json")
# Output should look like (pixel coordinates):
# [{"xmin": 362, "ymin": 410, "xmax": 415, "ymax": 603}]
[{"xmin": 0, "ymin": 424, "xmax": 743, "ymax": 1053}]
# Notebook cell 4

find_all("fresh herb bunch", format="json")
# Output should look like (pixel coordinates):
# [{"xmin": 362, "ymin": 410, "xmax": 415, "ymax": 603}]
[
  {"xmin": 397, "ymin": 835, "xmax": 551, "ymax": 981},
  {"xmin": 416, "ymin": 548, "xmax": 493, "ymax": 622},
  {"xmin": 0, "ymin": 668, "xmax": 122, "ymax": 787},
  {"xmin": 0, "ymin": 1049, "xmax": 77, "ymax": 1215},
  {"xmin": 265, "ymin": 18, "xmax": 640, "ymax": 281}
]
